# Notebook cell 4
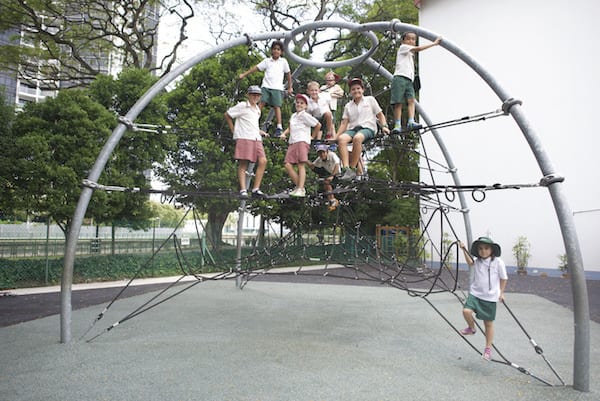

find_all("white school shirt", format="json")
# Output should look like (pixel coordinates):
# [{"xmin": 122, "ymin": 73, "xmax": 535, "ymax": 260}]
[
  {"xmin": 288, "ymin": 110, "xmax": 319, "ymax": 144},
  {"xmin": 257, "ymin": 57, "xmax": 290, "ymax": 91},
  {"xmin": 312, "ymin": 151, "xmax": 340, "ymax": 174},
  {"xmin": 341, "ymin": 95, "xmax": 382, "ymax": 132},
  {"xmin": 320, "ymin": 83, "xmax": 344, "ymax": 111},
  {"xmin": 469, "ymin": 256, "xmax": 508, "ymax": 302},
  {"xmin": 307, "ymin": 93, "xmax": 331, "ymax": 119},
  {"xmin": 393, "ymin": 44, "xmax": 416, "ymax": 81},
  {"xmin": 226, "ymin": 101, "xmax": 262, "ymax": 141}
]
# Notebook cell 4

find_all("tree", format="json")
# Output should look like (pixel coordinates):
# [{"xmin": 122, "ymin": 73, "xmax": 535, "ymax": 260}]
[
  {"xmin": 512, "ymin": 236, "xmax": 531, "ymax": 274},
  {"xmin": 558, "ymin": 253, "xmax": 568, "ymax": 275},
  {"xmin": 0, "ymin": 0, "xmax": 195, "ymax": 87},
  {"xmin": 3, "ymin": 89, "xmax": 115, "ymax": 235},
  {"xmin": 0, "ymin": 92, "xmax": 19, "ymax": 220},
  {"xmin": 158, "ymin": 46, "xmax": 254, "ymax": 251}
]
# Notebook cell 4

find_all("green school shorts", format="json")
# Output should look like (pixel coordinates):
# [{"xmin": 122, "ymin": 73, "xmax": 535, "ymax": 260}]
[
  {"xmin": 261, "ymin": 87, "xmax": 284, "ymax": 107},
  {"xmin": 390, "ymin": 75, "xmax": 415, "ymax": 105},
  {"xmin": 344, "ymin": 127, "xmax": 376, "ymax": 141},
  {"xmin": 464, "ymin": 293, "xmax": 497, "ymax": 321}
]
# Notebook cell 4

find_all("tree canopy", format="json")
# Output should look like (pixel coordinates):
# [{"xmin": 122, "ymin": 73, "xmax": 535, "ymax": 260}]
[{"xmin": 0, "ymin": 0, "xmax": 194, "ymax": 87}]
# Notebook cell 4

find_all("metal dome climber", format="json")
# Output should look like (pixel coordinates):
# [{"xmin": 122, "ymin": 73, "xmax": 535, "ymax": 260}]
[{"xmin": 59, "ymin": 19, "xmax": 590, "ymax": 392}]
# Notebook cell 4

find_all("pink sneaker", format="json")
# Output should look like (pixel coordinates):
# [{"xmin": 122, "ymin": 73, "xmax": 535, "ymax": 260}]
[
  {"xmin": 460, "ymin": 327, "xmax": 476, "ymax": 335},
  {"xmin": 482, "ymin": 346, "xmax": 492, "ymax": 361}
]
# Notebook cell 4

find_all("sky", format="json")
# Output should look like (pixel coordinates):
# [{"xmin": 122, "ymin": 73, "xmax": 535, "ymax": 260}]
[{"xmin": 155, "ymin": 1, "xmax": 600, "ymax": 272}]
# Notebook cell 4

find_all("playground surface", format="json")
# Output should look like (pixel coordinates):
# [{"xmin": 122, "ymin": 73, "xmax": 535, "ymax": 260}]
[{"xmin": 1, "ymin": 270, "xmax": 599, "ymax": 400}]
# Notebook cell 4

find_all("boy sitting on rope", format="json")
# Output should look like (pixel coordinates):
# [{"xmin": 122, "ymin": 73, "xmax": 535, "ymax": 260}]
[
  {"xmin": 306, "ymin": 81, "xmax": 336, "ymax": 140},
  {"xmin": 336, "ymin": 77, "xmax": 390, "ymax": 181},
  {"xmin": 391, "ymin": 32, "xmax": 442, "ymax": 134},
  {"xmin": 459, "ymin": 237, "xmax": 508, "ymax": 361},
  {"xmin": 307, "ymin": 143, "xmax": 341, "ymax": 211}
]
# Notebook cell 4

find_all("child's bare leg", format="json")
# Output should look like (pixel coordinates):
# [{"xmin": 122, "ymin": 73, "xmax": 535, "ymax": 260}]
[
  {"xmin": 324, "ymin": 112, "xmax": 335, "ymax": 138},
  {"xmin": 337, "ymin": 134, "xmax": 351, "ymax": 167},
  {"xmin": 297, "ymin": 163, "xmax": 306, "ymax": 189},
  {"xmin": 274, "ymin": 106, "xmax": 282, "ymax": 127},
  {"xmin": 238, "ymin": 160, "xmax": 249, "ymax": 190},
  {"xmin": 285, "ymin": 162, "xmax": 299, "ymax": 186},
  {"xmin": 483, "ymin": 320, "xmax": 494, "ymax": 347},
  {"xmin": 393, "ymin": 103, "xmax": 403, "ymax": 122},
  {"xmin": 252, "ymin": 157, "xmax": 267, "ymax": 190},
  {"xmin": 349, "ymin": 136, "xmax": 364, "ymax": 169},
  {"xmin": 407, "ymin": 98, "xmax": 416, "ymax": 121},
  {"xmin": 462, "ymin": 308, "xmax": 475, "ymax": 329}
]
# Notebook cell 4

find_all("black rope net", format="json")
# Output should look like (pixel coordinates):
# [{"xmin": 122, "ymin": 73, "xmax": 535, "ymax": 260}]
[{"xmin": 80, "ymin": 109, "xmax": 565, "ymax": 387}]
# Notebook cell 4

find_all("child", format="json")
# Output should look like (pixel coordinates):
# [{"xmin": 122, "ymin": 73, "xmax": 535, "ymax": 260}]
[
  {"xmin": 459, "ymin": 237, "xmax": 508, "ymax": 361},
  {"xmin": 391, "ymin": 32, "xmax": 442, "ymax": 134},
  {"xmin": 239, "ymin": 40, "xmax": 293, "ymax": 137},
  {"xmin": 336, "ymin": 78, "xmax": 390, "ymax": 181},
  {"xmin": 320, "ymin": 71, "xmax": 344, "ymax": 118},
  {"xmin": 280, "ymin": 94, "xmax": 321, "ymax": 197},
  {"xmin": 224, "ymin": 85, "xmax": 269, "ymax": 199},
  {"xmin": 306, "ymin": 81, "xmax": 335, "ymax": 139},
  {"xmin": 308, "ymin": 144, "xmax": 340, "ymax": 211}
]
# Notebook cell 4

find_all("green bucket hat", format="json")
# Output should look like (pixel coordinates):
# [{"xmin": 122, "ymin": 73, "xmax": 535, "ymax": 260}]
[{"xmin": 470, "ymin": 236, "xmax": 501, "ymax": 257}]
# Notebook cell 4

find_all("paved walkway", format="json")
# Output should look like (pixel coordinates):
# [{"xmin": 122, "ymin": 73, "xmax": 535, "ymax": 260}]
[{"xmin": 1, "ymin": 279, "xmax": 598, "ymax": 401}]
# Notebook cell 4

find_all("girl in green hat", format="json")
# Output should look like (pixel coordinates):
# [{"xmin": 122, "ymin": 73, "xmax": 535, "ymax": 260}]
[{"xmin": 459, "ymin": 237, "xmax": 508, "ymax": 361}]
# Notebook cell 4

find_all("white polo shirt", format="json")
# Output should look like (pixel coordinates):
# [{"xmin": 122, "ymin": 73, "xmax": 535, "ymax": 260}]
[
  {"xmin": 393, "ymin": 44, "xmax": 416, "ymax": 81},
  {"xmin": 341, "ymin": 95, "xmax": 382, "ymax": 132},
  {"xmin": 469, "ymin": 257, "xmax": 508, "ymax": 302},
  {"xmin": 226, "ymin": 101, "xmax": 262, "ymax": 141},
  {"xmin": 307, "ymin": 93, "xmax": 332, "ymax": 119},
  {"xmin": 312, "ymin": 151, "xmax": 340, "ymax": 174},
  {"xmin": 288, "ymin": 110, "xmax": 319, "ymax": 144},
  {"xmin": 257, "ymin": 57, "xmax": 290, "ymax": 91}
]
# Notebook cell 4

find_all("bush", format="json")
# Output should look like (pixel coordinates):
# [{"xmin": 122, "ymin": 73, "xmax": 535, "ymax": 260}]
[{"xmin": 0, "ymin": 252, "xmax": 228, "ymax": 290}]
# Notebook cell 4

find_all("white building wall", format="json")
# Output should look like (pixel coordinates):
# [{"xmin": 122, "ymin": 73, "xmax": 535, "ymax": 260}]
[{"xmin": 417, "ymin": 0, "xmax": 600, "ymax": 270}]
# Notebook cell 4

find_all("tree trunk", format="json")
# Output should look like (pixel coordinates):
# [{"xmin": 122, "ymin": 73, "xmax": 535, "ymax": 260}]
[{"xmin": 206, "ymin": 210, "xmax": 229, "ymax": 252}]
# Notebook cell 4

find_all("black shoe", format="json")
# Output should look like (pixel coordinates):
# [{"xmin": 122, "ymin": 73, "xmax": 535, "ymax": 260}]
[
  {"xmin": 239, "ymin": 190, "xmax": 249, "ymax": 199},
  {"xmin": 251, "ymin": 189, "xmax": 267, "ymax": 198}
]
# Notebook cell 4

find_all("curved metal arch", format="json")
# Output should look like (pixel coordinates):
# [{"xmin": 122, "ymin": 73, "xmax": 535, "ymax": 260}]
[{"xmin": 59, "ymin": 19, "xmax": 589, "ymax": 392}]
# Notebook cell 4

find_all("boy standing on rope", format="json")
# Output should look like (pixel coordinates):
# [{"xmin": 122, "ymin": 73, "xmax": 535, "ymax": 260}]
[
  {"xmin": 280, "ymin": 94, "xmax": 321, "ymax": 197},
  {"xmin": 391, "ymin": 32, "xmax": 442, "ymax": 134},
  {"xmin": 336, "ymin": 77, "xmax": 390, "ymax": 181},
  {"xmin": 224, "ymin": 85, "xmax": 269, "ymax": 199},
  {"xmin": 320, "ymin": 71, "xmax": 345, "ymax": 119},
  {"xmin": 239, "ymin": 40, "xmax": 293, "ymax": 137},
  {"xmin": 459, "ymin": 237, "xmax": 508, "ymax": 361}
]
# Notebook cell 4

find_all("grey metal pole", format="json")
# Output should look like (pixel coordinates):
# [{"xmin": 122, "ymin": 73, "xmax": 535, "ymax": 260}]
[
  {"xmin": 59, "ymin": 20, "xmax": 589, "ymax": 392},
  {"xmin": 60, "ymin": 32, "xmax": 287, "ymax": 343},
  {"xmin": 235, "ymin": 162, "xmax": 254, "ymax": 288}
]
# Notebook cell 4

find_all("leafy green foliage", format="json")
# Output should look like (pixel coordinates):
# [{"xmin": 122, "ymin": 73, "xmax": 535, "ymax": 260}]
[{"xmin": 5, "ymin": 89, "xmax": 116, "ymax": 234}]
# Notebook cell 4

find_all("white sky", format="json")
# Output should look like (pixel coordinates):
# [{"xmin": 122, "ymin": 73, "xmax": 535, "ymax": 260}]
[{"xmin": 155, "ymin": 1, "xmax": 600, "ymax": 271}]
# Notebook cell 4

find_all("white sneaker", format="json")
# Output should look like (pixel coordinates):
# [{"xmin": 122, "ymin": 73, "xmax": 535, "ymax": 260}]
[
  {"xmin": 289, "ymin": 187, "xmax": 306, "ymax": 197},
  {"xmin": 340, "ymin": 168, "xmax": 356, "ymax": 181}
]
